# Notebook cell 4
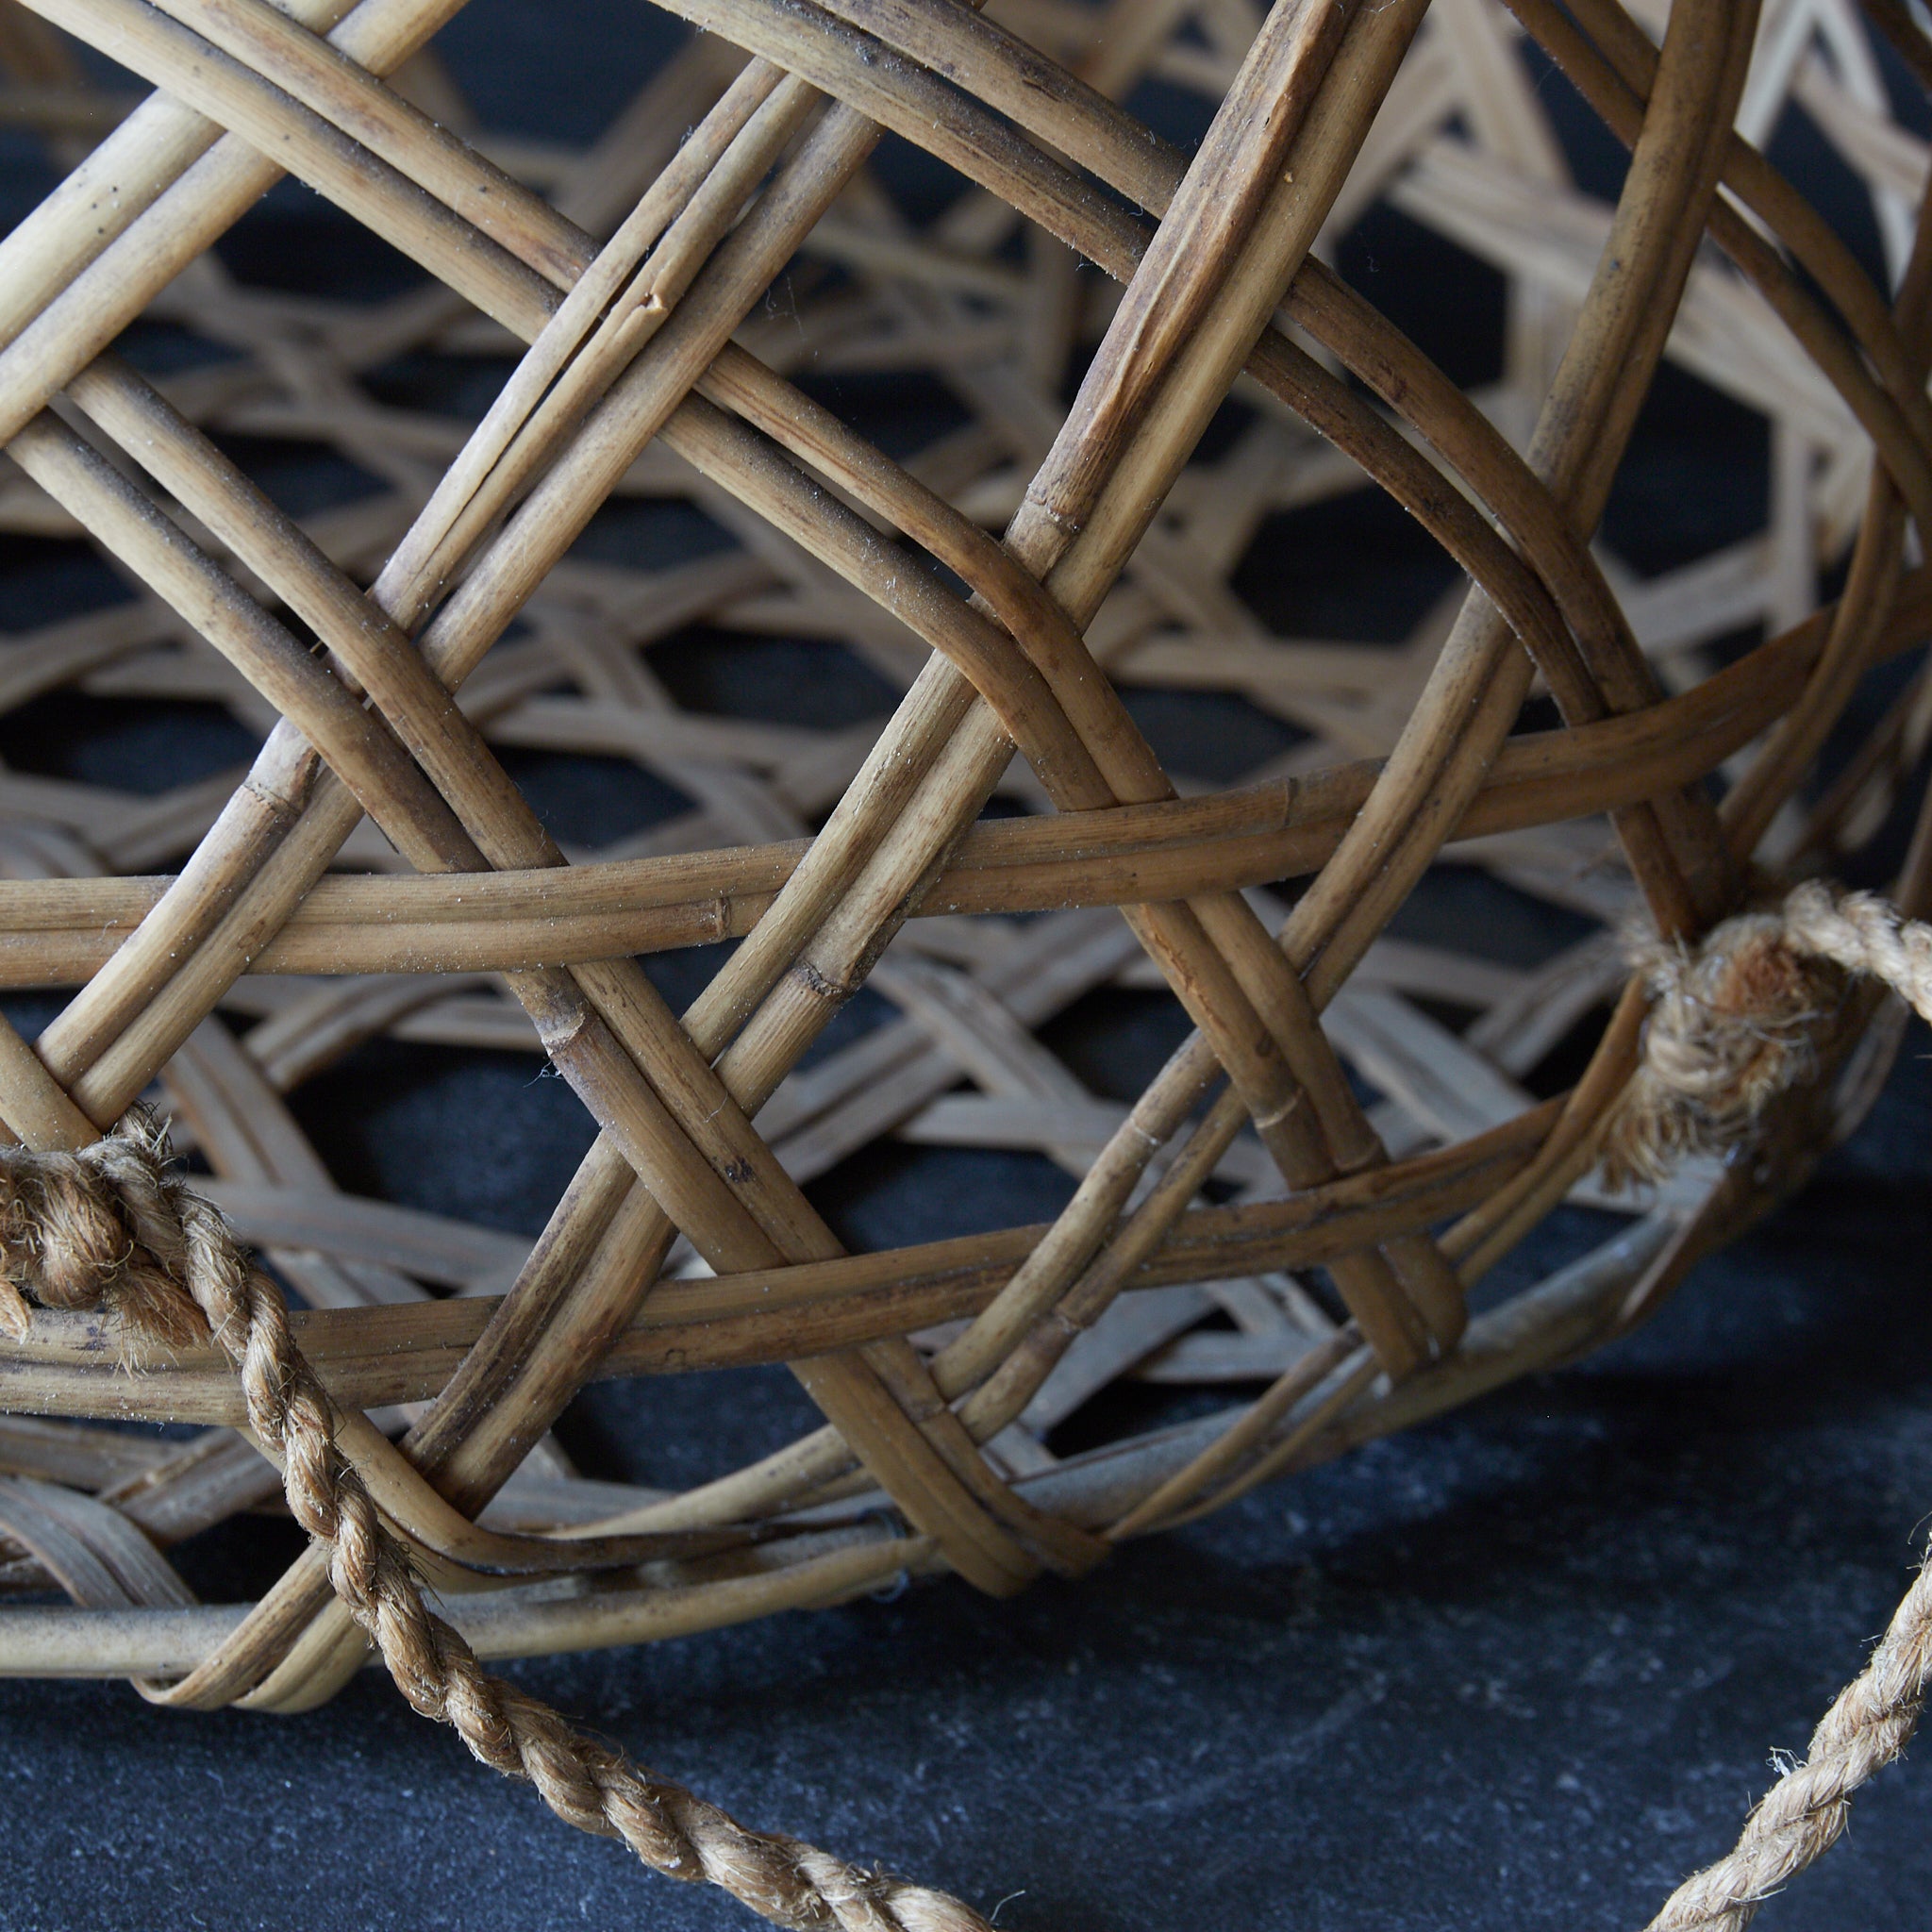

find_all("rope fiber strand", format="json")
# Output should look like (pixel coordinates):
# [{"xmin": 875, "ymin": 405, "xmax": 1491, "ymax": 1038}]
[
  {"xmin": 1607, "ymin": 879, "xmax": 1932, "ymax": 1184},
  {"xmin": 1645, "ymin": 1544, "xmax": 1932, "ymax": 1931},
  {"xmin": 1622, "ymin": 880, "xmax": 1932, "ymax": 1931},
  {"xmin": 4, "ymin": 877, "xmax": 1931, "ymax": 1928},
  {"xmin": 0, "ymin": 1111, "xmax": 990, "ymax": 1932},
  {"xmin": 0, "ymin": 0, "xmax": 1930, "ymax": 1921}
]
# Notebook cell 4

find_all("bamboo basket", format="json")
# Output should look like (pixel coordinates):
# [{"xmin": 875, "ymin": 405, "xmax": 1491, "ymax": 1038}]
[{"xmin": 0, "ymin": 0, "xmax": 1929, "ymax": 1919}]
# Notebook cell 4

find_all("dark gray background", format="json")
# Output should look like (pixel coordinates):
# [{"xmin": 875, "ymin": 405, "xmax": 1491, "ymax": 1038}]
[{"xmin": 5, "ymin": 7, "xmax": 1932, "ymax": 1927}]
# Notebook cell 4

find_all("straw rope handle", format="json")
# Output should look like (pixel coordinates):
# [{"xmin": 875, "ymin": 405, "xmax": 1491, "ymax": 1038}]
[
  {"xmin": 1632, "ymin": 881, "xmax": 1932, "ymax": 1931},
  {"xmin": 1777, "ymin": 879, "xmax": 1932, "ymax": 1010},
  {"xmin": 0, "ymin": 1114, "xmax": 989, "ymax": 1932},
  {"xmin": 8, "ymin": 878, "xmax": 1932, "ymax": 1932},
  {"xmin": 1646, "ymin": 1547, "xmax": 1932, "ymax": 1931}
]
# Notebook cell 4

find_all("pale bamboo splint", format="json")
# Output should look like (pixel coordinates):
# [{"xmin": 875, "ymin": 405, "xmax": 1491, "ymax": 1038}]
[{"xmin": 0, "ymin": 0, "xmax": 1927, "ymax": 1924}]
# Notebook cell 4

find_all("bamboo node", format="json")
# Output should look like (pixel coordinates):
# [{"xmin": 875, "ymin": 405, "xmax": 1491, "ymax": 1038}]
[{"xmin": 0, "ymin": 1109, "xmax": 998, "ymax": 1932}]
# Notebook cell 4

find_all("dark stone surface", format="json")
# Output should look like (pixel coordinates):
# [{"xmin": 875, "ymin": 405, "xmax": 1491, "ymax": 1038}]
[
  {"xmin": 7, "ymin": 10, "xmax": 1932, "ymax": 1930},
  {"xmin": 8, "ymin": 1059, "xmax": 1932, "ymax": 1932}
]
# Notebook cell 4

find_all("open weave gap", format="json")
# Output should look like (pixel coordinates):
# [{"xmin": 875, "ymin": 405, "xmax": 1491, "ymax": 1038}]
[
  {"xmin": 0, "ymin": 0, "xmax": 1929, "ymax": 1921},
  {"xmin": 0, "ymin": 877, "xmax": 1926, "ymax": 1928},
  {"xmin": 0, "ymin": 1108, "xmax": 991, "ymax": 1932}
]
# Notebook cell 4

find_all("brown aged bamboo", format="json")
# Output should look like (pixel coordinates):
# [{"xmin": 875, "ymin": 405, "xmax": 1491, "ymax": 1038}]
[{"xmin": 0, "ymin": 0, "xmax": 1927, "ymax": 1925}]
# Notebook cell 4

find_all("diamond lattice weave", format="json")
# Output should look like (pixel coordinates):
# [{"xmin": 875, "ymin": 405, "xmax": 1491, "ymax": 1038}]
[{"xmin": 0, "ymin": 0, "xmax": 1928, "ymax": 1919}]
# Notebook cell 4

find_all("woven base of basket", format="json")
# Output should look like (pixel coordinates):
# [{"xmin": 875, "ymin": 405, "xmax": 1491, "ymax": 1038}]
[{"xmin": 0, "ymin": 0, "xmax": 1929, "ymax": 1921}]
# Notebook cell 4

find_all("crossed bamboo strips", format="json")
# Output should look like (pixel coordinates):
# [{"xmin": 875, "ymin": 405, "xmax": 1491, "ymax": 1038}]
[{"xmin": 0, "ymin": 0, "xmax": 1928, "ymax": 1923}]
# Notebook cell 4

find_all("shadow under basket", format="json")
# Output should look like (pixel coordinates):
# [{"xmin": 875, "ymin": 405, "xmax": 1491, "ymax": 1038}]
[{"xmin": 0, "ymin": 0, "xmax": 1929, "ymax": 1925}]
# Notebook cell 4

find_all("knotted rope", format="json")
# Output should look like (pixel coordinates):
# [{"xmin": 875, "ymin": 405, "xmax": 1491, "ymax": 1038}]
[
  {"xmin": 1604, "ymin": 878, "xmax": 1932, "ymax": 1186},
  {"xmin": 0, "ymin": 1110, "xmax": 989, "ymax": 1932},
  {"xmin": 1617, "ymin": 881, "xmax": 1932, "ymax": 1932},
  {"xmin": 6, "ymin": 880, "xmax": 1932, "ymax": 1931}
]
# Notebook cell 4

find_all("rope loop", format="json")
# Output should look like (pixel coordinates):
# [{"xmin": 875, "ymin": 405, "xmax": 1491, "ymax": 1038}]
[{"xmin": 10, "ymin": 887, "xmax": 1932, "ymax": 1932}]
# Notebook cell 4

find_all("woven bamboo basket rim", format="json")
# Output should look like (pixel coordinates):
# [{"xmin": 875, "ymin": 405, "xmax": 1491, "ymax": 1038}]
[{"xmin": 0, "ymin": 0, "xmax": 1930, "ymax": 1922}]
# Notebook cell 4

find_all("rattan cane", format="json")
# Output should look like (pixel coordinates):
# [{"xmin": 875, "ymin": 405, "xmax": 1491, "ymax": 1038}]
[{"xmin": 0, "ymin": 0, "xmax": 1928, "ymax": 1924}]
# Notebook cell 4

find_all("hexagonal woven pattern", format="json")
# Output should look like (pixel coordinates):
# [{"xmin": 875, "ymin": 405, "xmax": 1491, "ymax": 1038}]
[{"xmin": 0, "ymin": 0, "xmax": 1929, "ymax": 1922}]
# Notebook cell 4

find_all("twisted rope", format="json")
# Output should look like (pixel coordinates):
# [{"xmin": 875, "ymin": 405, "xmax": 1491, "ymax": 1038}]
[
  {"xmin": 1623, "ymin": 881, "xmax": 1932, "ymax": 1931},
  {"xmin": 0, "ymin": 1111, "xmax": 989, "ymax": 1932},
  {"xmin": 1607, "ymin": 880, "xmax": 1932, "ymax": 1185},
  {"xmin": 9, "ymin": 880, "xmax": 1932, "ymax": 1932},
  {"xmin": 1645, "ymin": 1550, "xmax": 1932, "ymax": 1931}
]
